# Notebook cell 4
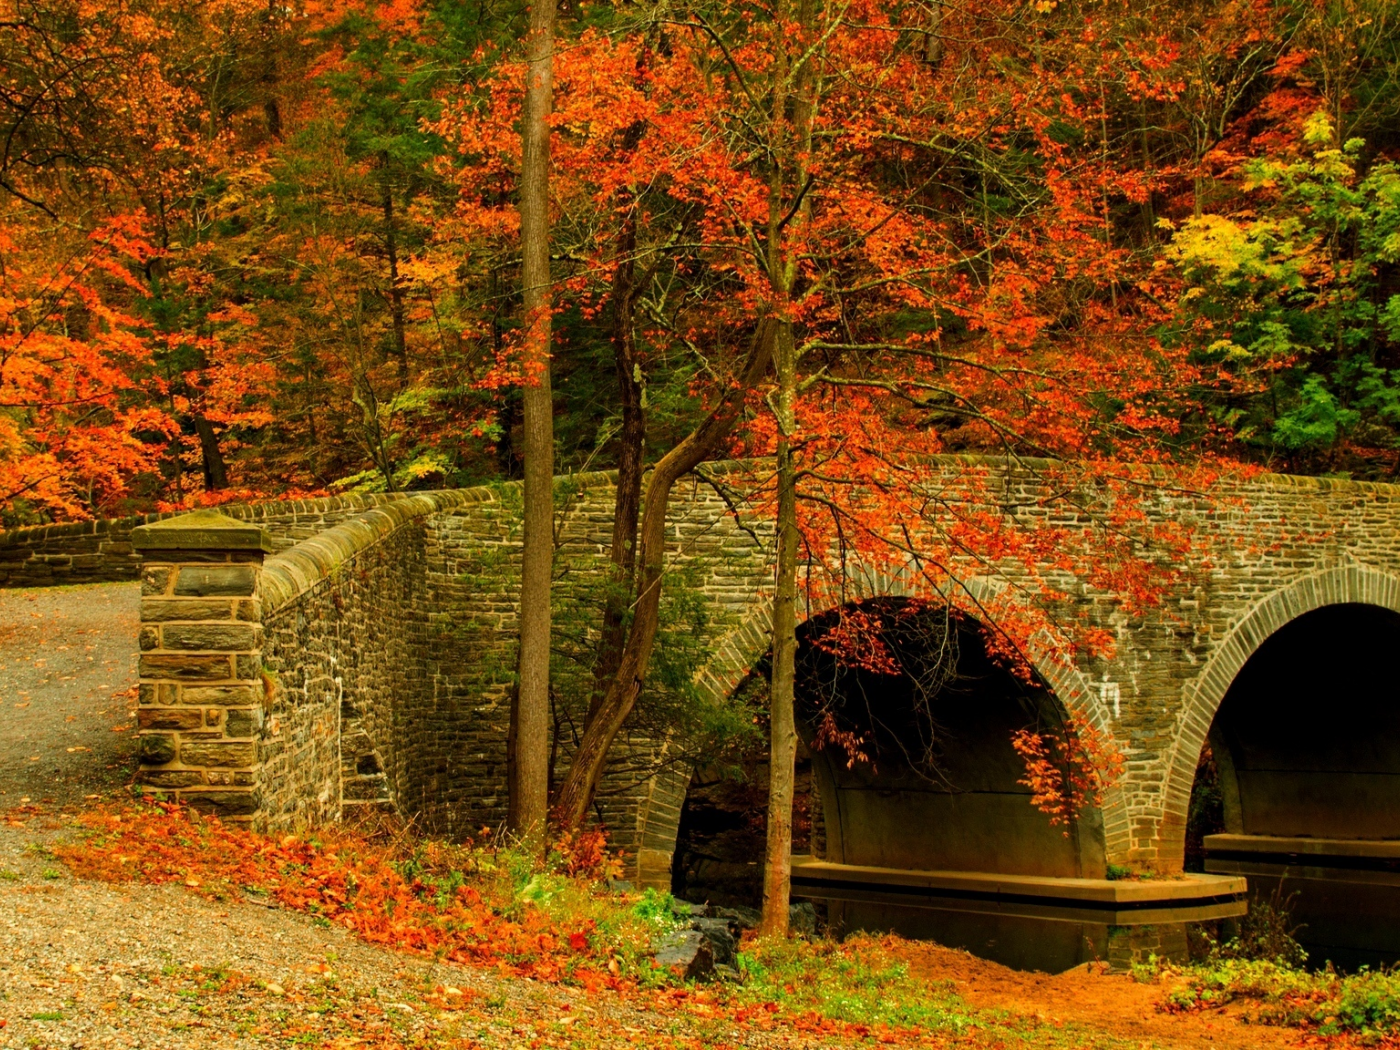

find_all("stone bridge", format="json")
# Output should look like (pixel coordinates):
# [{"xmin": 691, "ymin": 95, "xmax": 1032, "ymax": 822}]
[{"xmin": 5, "ymin": 457, "xmax": 1400, "ymax": 908}]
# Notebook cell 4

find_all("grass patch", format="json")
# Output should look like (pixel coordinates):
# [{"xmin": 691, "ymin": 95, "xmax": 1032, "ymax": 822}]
[
  {"xmin": 1153, "ymin": 891, "xmax": 1400, "ymax": 1041},
  {"xmin": 735, "ymin": 935, "xmax": 974, "ymax": 1034}
]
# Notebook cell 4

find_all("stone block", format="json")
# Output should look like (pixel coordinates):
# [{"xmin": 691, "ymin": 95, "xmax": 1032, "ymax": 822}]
[
  {"xmin": 138, "ymin": 707, "xmax": 205, "ymax": 731},
  {"xmin": 181, "ymin": 685, "xmax": 259, "ymax": 706},
  {"xmin": 138, "ymin": 626, "xmax": 160, "ymax": 651},
  {"xmin": 140, "ymin": 733, "xmax": 178, "ymax": 765},
  {"xmin": 174, "ymin": 565, "xmax": 259, "ymax": 597},
  {"xmin": 180, "ymin": 740, "xmax": 257, "ymax": 768},
  {"xmin": 139, "ymin": 769, "xmax": 205, "ymax": 789},
  {"xmin": 180, "ymin": 790, "xmax": 258, "ymax": 818},
  {"xmin": 224, "ymin": 708, "xmax": 262, "ymax": 737},
  {"xmin": 139, "ymin": 654, "xmax": 231, "ymax": 681},
  {"xmin": 142, "ymin": 566, "xmax": 172, "ymax": 596},
  {"xmin": 132, "ymin": 510, "xmax": 273, "ymax": 553},
  {"xmin": 235, "ymin": 654, "xmax": 262, "ymax": 679},
  {"xmin": 161, "ymin": 623, "xmax": 259, "ymax": 652},
  {"xmin": 142, "ymin": 599, "xmax": 234, "ymax": 622}
]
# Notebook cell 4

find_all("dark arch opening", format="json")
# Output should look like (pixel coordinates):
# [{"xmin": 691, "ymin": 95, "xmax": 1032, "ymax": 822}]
[
  {"xmin": 669, "ymin": 598, "xmax": 1107, "ymax": 910},
  {"xmin": 795, "ymin": 598, "xmax": 1105, "ymax": 879},
  {"xmin": 1189, "ymin": 602, "xmax": 1400, "ymax": 969},
  {"xmin": 1196, "ymin": 602, "xmax": 1400, "ymax": 843}
]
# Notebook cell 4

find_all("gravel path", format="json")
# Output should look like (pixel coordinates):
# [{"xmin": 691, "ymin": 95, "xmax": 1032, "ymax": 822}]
[
  {"xmin": 0, "ymin": 583, "xmax": 139, "ymax": 808},
  {"xmin": 0, "ymin": 585, "xmax": 848, "ymax": 1048}
]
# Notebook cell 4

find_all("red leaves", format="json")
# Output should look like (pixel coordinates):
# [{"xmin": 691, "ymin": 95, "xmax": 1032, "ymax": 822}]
[
  {"xmin": 1011, "ymin": 717, "xmax": 1126, "ymax": 829},
  {"xmin": 551, "ymin": 828, "xmax": 620, "ymax": 880},
  {"xmin": 56, "ymin": 805, "xmax": 610, "ymax": 983}
]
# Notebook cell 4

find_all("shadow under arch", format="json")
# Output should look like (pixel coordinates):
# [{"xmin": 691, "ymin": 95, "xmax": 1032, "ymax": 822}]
[
  {"xmin": 1162, "ymin": 563, "xmax": 1400, "ymax": 869},
  {"xmin": 634, "ymin": 573, "xmax": 1124, "ymax": 887}
]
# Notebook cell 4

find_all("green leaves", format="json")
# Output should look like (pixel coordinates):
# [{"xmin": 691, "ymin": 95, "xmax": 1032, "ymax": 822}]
[{"xmin": 1164, "ymin": 114, "xmax": 1400, "ymax": 470}]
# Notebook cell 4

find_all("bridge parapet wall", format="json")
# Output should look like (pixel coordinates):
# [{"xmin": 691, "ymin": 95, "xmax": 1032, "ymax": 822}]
[{"xmin": 0, "ymin": 491, "xmax": 420, "ymax": 589}]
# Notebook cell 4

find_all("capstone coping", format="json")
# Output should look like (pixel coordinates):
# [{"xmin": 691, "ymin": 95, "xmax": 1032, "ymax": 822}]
[{"xmin": 132, "ymin": 510, "xmax": 274, "ymax": 553}]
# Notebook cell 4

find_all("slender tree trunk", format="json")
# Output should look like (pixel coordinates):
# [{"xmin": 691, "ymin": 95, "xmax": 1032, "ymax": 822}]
[
  {"xmin": 382, "ymin": 182, "xmax": 409, "ymax": 387},
  {"xmin": 262, "ymin": 0, "xmax": 282, "ymax": 139},
  {"xmin": 588, "ymin": 209, "xmax": 645, "ymax": 726},
  {"xmin": 760, "ymin": 322, "xmax": 800, "ymax": 937},
  {"xmin": 553, "ymin": 321, "xmax": 776, "ymax": 829},
  {"xmin": 193, "ymin": 415, "xmax": 228, "ymax": 490},
  {"xmin": 759, "ymin": 0, "xmax": 815, "ymax": 938},
  {"xmin": 511, "ymin": 0, "xmax": 556, "ymax": 851},
  {"xmin": 923, "ymin": 0, "xmax": 943, "ymax": 65}
]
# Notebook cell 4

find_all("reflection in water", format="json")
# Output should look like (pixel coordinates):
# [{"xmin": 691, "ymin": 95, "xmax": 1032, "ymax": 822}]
[{"xmin": 799, "ymin": 888, "xmax": 1246, "ymax": 974}]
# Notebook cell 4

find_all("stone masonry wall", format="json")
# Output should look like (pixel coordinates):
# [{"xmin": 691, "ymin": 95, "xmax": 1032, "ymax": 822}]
[
  {"xmin": 0, "ymin": 491, "xmax": 416, "ymax": 589},
  {"xmin": 133, "ymin": 514, "xmax": 271, "ymax": 821},
  {"xmin": 257, "ymin": 522, "xmax": 427, "ymax": 827},
  {"xmin": 402, "ymin": 461, "xmax": 1400, "ymax": 882},
  {"xmin": 123, "ymin": 458, "xmax": 1400, "ymax": 883},
  {"xmin": 252, "ymin": 490, "xmax": 493, "ymax": 830},
  {"xmin": 131, "ymin": 491, "xmax": 486, "ymax": 830},
  {"xmin": 412, "ymin": 469, "xmax": 776, "ymax": 854}
]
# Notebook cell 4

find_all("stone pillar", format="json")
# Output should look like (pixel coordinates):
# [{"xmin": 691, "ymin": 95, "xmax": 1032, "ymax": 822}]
[{"xmin": 131, "ymin": 511, "xmax": 271, "ymax": 822}]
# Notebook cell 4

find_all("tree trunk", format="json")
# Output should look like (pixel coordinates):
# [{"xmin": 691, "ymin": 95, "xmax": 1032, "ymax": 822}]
[
  {"xmin": 382, "ymin": 181, "xmax": 409, "ymax": 387},
  {"xmin": 553, "ymin": 320, "xmax": 776, "ymax": 830},
  {"xmin": 923, "ymin": 0, "xmax": 943, "ymax": 66},
  {"xmin": 262, "ymin": 0, "xmax": 283, "ymax": 139},
  {"xmin": 758, "ymin": 0, "xmax": 815, "ymax": 938},
  {"xmin": 588, "ymin": 209, "xmax": 645, "ymax": 727},
  {"xmin": 193, "ymin": 415, "xmax": 228, "ymax": 491},
  {"xmin": 760, "ymin": 322, "xmax": 799, "ymax": 936},
  {"xmin": 510, "ymin": 0, "xmax": 556, "ymax": 851}
]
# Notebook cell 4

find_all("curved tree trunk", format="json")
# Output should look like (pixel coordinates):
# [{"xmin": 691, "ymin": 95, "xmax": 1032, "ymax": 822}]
[
  {"xmin": 588, "ymin": 208, "xmax": 645, "ymax": 728},
  {"xmin": 553, "ymin": 319, "xmax": 776, "ymax": 830}
]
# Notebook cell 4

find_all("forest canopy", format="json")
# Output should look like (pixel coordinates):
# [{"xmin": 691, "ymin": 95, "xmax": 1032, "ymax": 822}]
[{"xmin": 2, "ymin": 0, "xmax": 1399, "ymax": 525}]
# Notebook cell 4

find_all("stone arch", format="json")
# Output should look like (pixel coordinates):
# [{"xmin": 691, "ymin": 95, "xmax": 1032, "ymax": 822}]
[
  {"xmin": 633, "ymin": 568, "xmax": 1126, "ymax": 886},
  {"xmin": 1161, "ymin": 562, "xmax": 1400, "ymax": 868}
]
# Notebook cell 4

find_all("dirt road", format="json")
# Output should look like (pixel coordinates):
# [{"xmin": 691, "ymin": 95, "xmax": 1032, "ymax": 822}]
[{"xmin": 0, "ymin": 583, "xmax": 139, "ymax": 808}]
